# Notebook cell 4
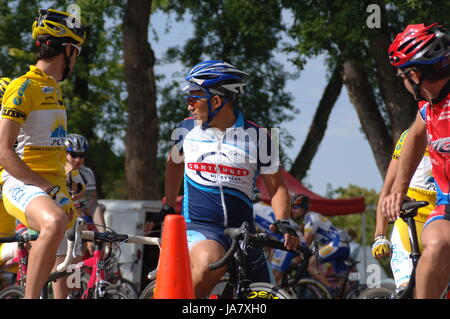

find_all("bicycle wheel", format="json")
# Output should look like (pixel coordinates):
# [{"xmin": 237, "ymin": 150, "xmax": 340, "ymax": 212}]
[
  {"xmin": 117, "ymin": 278, "xmax": 139, "ymax": 299},
  {"xmin": 357, "ymin": 287, "xmax": 394, "ymax": 299},
  {"xmin": 290, "ymin": 279, "xmax": 331, "ymax": 299},
  {"xmin": 139, "ymin": 280, "xmax": 156, "ymax": 299},
  {"xmin": 345, "ymin": 284, "xmax": 368, "ymax": 299},
  {"xmin": 244, "ymin": 282, "xmax": 293, "ymax": 299},
  {"xmin": 0, "ymin": 285, "xmax": 25, "ymax": 299}
]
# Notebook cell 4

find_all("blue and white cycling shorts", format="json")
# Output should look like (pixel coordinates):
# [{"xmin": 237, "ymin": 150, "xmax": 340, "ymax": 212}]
[{"xmin": 186, "ymin": 221, "xmax": 273, "ymax": 283}]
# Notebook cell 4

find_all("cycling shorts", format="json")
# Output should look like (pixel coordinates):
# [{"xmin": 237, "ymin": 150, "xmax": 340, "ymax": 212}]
[
  {"xmin": 390, "ymin": 217, "xmax": 425, "ymax": 288},
  {"xmin": 424, "ymin": 204, "xmax": 450, "ymax": 228},
  {"xmin": 1, "ymin": 173, "xmax": 76, "ymax": 230},
  {"xmin": 186, "ymin": 221, "xmax": 273, "ymax": 283}
]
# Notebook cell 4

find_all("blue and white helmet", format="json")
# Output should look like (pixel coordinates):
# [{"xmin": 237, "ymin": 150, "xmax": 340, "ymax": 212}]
[
  {"xmin": 183, "ymin": 60, "xmax": 248, "ymax": 97},
  {"xmin": 65, "ymin": 133, "xmax": 89, "ymax": 153}
]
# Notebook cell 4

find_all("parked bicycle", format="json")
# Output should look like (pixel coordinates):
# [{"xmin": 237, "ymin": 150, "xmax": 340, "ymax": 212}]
[{"xmin": 358, "ymin": 201, "xmax": 429, "ymax": 299}]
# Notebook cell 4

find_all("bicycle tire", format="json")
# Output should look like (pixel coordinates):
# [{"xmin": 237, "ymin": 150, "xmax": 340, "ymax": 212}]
[
  {"xmin": 357, "ymin": 287, "xmax": 394, "ymax": 299},
  {"xmin": 244, "ymin": 282, "xmax": 293, "ymax": 299},
  {"xmin": 0, "ymin": 285, "xmax": 25, "ymax": 299},
  {"xmin": 117, "ymin": 278, "xmax": 139, "ymax": 299},
  {"xmin": 290, "ymin": 279, "xmax": 331, "ymax": 299},
  {"xmin": 139, "ymin": 280, "xmax": 156, "ymax": 299},
  {"xmin": 93, "ymin": 285, "xmax": 130, "ymax": 299},
  {"xmin": 345, "ymin": 284, "xmax": 368, "ymax": 299}
]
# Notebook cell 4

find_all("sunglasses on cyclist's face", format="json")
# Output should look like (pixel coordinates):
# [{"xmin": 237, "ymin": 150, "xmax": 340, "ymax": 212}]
[
  {"xmin": 68, "ymin": 152, "xmax": 85, "ymax": 158},
  {"xmin": 292, "ymin": 204, "xmax": 304, "ymax": 210},
  {"xmin": 184, "ymin": 95, "xmax": 209, "ymax": 106}
]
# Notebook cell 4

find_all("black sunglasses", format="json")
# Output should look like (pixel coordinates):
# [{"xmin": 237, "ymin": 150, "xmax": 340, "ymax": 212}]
[{"xmin": 68, "ymin": 152, "xmax": 85, "ymax": 158}]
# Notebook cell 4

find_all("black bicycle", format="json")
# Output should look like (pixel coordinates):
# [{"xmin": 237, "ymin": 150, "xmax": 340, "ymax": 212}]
[
  {"xmin": 139, "ymin": 221, "xmax": 298, "ymax": 299},
  {"xmin": 358, "ymin": 200, "xmax": 428, "ymax": 299}
]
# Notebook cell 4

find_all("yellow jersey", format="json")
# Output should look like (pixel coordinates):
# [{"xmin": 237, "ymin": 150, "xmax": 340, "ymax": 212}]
[
  {"xmin": 392, "ymin": 129, "xmax": 436, "ymax": 223},
  {"xmin": 0, "ymin": 65, "xmax": 67, "ymax": 177}
]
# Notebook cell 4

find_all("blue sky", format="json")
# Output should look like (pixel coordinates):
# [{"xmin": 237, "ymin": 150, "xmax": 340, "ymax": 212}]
[{"xmin": 151, "ymin": 11, "xmax": 383, "ymax": 197}]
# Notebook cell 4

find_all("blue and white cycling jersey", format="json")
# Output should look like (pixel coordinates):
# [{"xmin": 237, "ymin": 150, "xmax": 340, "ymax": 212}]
[
  {"xmin": 173, "ymin": 110, "xmax": 280, "ymax": 228},
  {"xmin": 303, "ymin": 212, "xmax": 351, "ymax": 247}
]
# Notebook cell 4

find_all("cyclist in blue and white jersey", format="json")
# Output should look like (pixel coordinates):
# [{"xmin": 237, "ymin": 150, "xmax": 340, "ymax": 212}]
[
  {"xmin": 253, "ymin": 190, "xmax": 307, "ymax": 283},
  {"xmin": 295, "ymin": 196, "xmax": 352, "ymax": 275},
  {"xmin": 159, "ymin": 60, "xmax": 299, "ymax": 298}
]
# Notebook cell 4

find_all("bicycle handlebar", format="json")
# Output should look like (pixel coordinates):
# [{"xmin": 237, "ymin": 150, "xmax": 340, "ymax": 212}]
[
  {"xmin": 0, "ymin": 233, "xmax": 39, "ymax": 244},
  {"xmin": 208, "ymin": 222, "xmax": 314, "ymax": 271},
  {"xmin": 56, "ymin": 218, "xmax": 161, "ymax": 272}
]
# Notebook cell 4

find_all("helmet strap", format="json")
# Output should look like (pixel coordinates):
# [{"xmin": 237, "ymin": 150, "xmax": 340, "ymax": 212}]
[
  {"xmin": 60, "ymin": 45, "xmax": 75, "ymax": 81},
  {"xmin": 201, "ymin": 91, "xmax": 228, "ymax": 129},
  {"xmin": 405, "ymin": 71, "xmax": 425, "ymax": 101}
]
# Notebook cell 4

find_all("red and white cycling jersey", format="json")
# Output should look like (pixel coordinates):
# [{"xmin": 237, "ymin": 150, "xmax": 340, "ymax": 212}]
[{"xmin": 419, "ymin": 81, "xmax": 450, "ymax": 205}]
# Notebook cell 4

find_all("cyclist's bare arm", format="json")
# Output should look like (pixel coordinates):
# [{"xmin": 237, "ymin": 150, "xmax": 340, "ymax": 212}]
[
  {"xmin": 382, "ymin": 113, "xmax": 427, "ymax": 221},
  {"xmin": 0, "ymin": 118, "xmax": 52, "ymax": 192},
  {"xmin": 164, "ymin": 149, "xmax": 184, "ymax": 208},
  {"xmin": 261, "ymin": 170, "xmax": 298, "ymax": 250},
  {"xmin": 374, "ymin": 157, "xmax": 399, "ymax": 238}
]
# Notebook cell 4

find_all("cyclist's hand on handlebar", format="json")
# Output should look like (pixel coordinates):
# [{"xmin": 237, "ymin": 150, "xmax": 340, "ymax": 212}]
[
  {"xmin": 151, "ymin": 204, "xmax": 176, "ymax": 224},
  {"xmin": 371, "ymin": 235, "xmax": 392, "ymax": 259},
  {"xmin": 270, "ymin": 219, "xmax": 299, "ymax": 251}
]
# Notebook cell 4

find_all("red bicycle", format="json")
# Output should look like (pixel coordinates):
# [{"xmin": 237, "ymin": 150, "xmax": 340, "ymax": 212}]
[
  {"xmin": 0, "ymin": 218, "xmax": 160, "ymax": 299},
  {"xmin": 0, "ymin": 232, "xmax": 38, "ymax": 298}
]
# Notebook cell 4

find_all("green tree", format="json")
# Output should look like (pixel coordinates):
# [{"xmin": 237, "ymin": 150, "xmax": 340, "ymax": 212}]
[{"xmin": 283, "ymin": 0, "xmax": 450, "ymax": 181}]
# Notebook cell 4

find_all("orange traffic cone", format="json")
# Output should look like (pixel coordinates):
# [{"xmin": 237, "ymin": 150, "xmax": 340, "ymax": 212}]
[{"xmin": 154, "ymin": 214, "xmax": 195, "ymax": 299}]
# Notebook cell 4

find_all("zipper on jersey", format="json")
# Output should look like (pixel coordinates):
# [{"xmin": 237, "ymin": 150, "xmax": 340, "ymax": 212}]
[{"xmin": 212, "ymin": 129, "xmax": 228, "ymax": 227}]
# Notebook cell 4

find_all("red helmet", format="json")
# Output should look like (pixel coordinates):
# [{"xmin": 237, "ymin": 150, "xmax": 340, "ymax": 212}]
[{"xmin": 388, "ymin": 23, "xmax": 449, "ymax": 68}]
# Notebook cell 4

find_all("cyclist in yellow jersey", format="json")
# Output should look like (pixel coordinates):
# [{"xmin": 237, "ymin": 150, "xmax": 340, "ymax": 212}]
[
  {"xmin": 373, "ymin": 129, "xmax": 436, "ymax": 291},
  {"xmin": 0, "ymin": 9, "xmax": 86, "ymax": 298},
  {"xmin": 0, "ymin": 77, "xmax": 17, "ymax": 267}
]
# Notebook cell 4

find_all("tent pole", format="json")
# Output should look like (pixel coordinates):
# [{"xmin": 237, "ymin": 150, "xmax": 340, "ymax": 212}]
[{"xmin": 361, "ymin": 210, "xmax": 367, "ymax": 285}]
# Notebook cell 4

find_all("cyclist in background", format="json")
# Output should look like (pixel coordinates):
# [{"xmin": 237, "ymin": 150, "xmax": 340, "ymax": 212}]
[
  {"xmin": 65, "ymin": 133, "xmax": 106, "ymax": 233},
  {"xmin": 382, "ymin": 23, "xmax": 450, "ymax": 298},
  {"xmin": 292, "ymin": 194, "xmax": 352, "ymax": 279},
  {"xmin": 373, "ymin": 129, "xmax": 436, "ymax": 293},
  {"xmin": 253, "ymin": 190, "xmax": 307, "ymax": 283},
  {"xmin": 159, "ymin": 60, "xmax": 299, "ymax": 298},
  {"xmin": 0, "ymin": 9, "xmax": 86, "ymax": 298}
]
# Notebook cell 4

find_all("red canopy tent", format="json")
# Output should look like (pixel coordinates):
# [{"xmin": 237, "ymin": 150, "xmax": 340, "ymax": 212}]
[
  {"xmin": 172, "ymin": 168, "xmax": 365, "ymax": 216},
  {"xmin": 256, "ymin": 168, "xmax": 366, "ymax": 216}
]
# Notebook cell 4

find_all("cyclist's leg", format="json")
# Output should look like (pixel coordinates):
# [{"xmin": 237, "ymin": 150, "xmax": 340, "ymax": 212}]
[
  {"xmin": 92, "ymin": 203, "xmax": 106, "ymax": 232},
  {"xmin": 390, "ymin": 219, "xmax": 413, "ymax": 290},
  {"xmin": 2, "ymin": 175, "xmax": 74, "ymax": 298},
  {"xmin": 415, "ymin": 207, "xmax": 450, "ymax": 298},
  {"xmin": 186, "ymin": 225, "xmax": 228, "ymax": 298}
]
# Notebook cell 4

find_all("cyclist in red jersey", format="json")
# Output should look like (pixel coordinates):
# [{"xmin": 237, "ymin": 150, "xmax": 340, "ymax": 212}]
[{"xmin": 382, "ymin": 23, "xmax": 450, "ymax": 298}]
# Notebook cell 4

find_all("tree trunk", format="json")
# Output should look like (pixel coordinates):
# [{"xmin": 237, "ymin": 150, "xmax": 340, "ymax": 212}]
[
  {"xmin": 290, "ymin": 66, "xmax": 343, "ymax": 181},
  {"xmin": 342, "ymin": 59, "xmax": 392, "ymax": 178},
  {"xmin": 123, "ymin": 0, "xmax": 160, "ymax": 200},
  {"xmin": 368, "ymin": 2, "xmax": 417, "ymax": 141}
]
